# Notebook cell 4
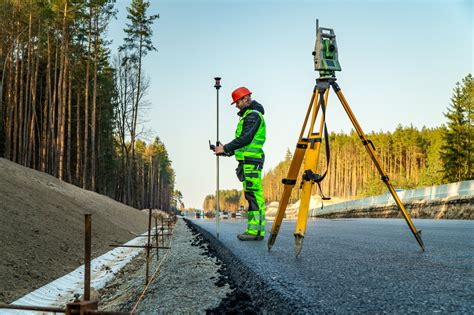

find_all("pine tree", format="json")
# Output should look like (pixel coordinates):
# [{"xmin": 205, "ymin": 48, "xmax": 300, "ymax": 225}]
[
  {"xmin": 461, "ymin": 74, "xmax": 473, "ymax": 179},
  {"xmin": 119, "ymin": 0, "xmax": 159, "ymax": 206},
  {"xmin": 419, "ymin": 127, "xmax": 445, "ymax": 186},
  {"xmin": 441, "ymin": 75, "xmax": 472, "ymax": 182}
]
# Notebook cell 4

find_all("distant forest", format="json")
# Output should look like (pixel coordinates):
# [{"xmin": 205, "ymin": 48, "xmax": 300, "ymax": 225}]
[
  {"xmin": 0, "ymin": 0, "xmax": 180, "ymax": 211},
  {"xmin": 203, "ymin": 74, "xmax": 473, "ymax": 211}
]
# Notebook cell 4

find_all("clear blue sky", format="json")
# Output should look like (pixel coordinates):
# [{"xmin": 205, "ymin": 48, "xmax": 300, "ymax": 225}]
[{"xmin": 108, "ymin": 0, "xmax": 472, "ymax": 209}]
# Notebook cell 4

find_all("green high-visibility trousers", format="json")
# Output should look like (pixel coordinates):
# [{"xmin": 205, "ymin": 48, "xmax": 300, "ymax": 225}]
[{"xmin": 242, "ymin": 163, "xmax": 265, "ymax": 236}]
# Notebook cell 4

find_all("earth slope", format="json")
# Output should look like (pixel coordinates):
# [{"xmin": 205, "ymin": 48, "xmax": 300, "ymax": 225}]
[{"xmin": 0, "ymin": 158, "xmax": 148, "ymax": 303}]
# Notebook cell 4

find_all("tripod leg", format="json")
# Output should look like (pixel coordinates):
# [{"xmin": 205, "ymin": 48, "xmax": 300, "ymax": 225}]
[
  {"xmin": 331, "ymin": 82, "xmax": 424, "ymax": 251},
  {"xmin": 294, "ymin": 137, "xmax": 322, "ymax": 256},
  {"xmin": 294, "ymin": 86, "xmax": 329, "ymax": 256},
  {"xmin": 267, "ymin": 143, "xmax": 306, "ymax": 250},
  {"xmin": 268, "ymin": 88, "xmax": 319, "ymax": 251}
]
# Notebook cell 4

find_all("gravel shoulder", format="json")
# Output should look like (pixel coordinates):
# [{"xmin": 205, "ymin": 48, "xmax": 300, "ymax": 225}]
[{"xmin": 99, "ymin": 219, "xmax": 233, "ymax": 313}]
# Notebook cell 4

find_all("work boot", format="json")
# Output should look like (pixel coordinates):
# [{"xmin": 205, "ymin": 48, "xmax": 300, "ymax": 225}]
[{"xmin": 237, "ymin": 233, "xmax": 264, "ymax": 241}]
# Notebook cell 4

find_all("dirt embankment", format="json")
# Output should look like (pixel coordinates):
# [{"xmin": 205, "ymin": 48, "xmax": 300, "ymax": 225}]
[{"xmin": 0, "ymin": 158, "xmax": 149, "ymax": 303}]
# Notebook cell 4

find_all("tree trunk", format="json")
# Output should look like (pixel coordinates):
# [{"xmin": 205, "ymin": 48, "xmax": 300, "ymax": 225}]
[
  {"xmin": 41, "ymin": 31, "xmax": 51, "ymax": 172},
  {"xmin": 127, "ymin": 152, "xmax": 132, "ymax": 205},
  {"xmin": 12, "ymin": 39, "xmax": 20, "ymax": 163},
  {"xmin": 149, "ymin": 155, "xmax": 153, "ymax": 208},
  {"xmin": 59, "ymin": 31, "xmax": 68, "ymax": 180},
  {"xmin": 18, "ymin": 44, "xmax": 25, "ymax": 164},
  {"xmin": 50, "ymin": 38, "xmax": 58, "ymax": 175},
  {"xmin": 91, "ymin": 12, "xmax": 99, "ymax": 191},
  {"xmin": 119, "ymin": 61, "xmax": 129, "ymax": 203},
  {"xmin": 83, "ymin": 5, "xmax": 92, "ymax": 189},
  {"xmin": 0, "ymin": 48, "xmax": 10, "ymax": 158},
  {"xmin": 75, "ymin": 81, "xmax": 81, "ymax": 184},
  {"xmin": 22, "ymin": 11, "xmax": 32, "ymax": 164},
  {"xmin": 27, "ymin": 20, "xmax": 40, "ymax": 168},
  {"xmin": 129, "ymin": 33, "xmax": 145, "ymax": 206},
  {"xmin": 5, "ymin": 48, "xmax": 13, "ymax": 159},
  {"xmin": 57, "ymin": 1, "xmax": 67, "ymax": 180},
  {"xmin": 67, "ymin": 69, "xmax": 72, "ymax": 182}
]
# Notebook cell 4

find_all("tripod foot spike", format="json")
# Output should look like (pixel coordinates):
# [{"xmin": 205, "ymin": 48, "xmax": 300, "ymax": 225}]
[
  {"xmin": 294, "ymin": 234, "xmax": 304, "ymax": 257},
  {"xmin": 267, "ymin": 233, "xmax": 277, "ymax": 251},
  {"xmin": 415, "ymin": 230, "xmax": 425, "ymax": 251}
]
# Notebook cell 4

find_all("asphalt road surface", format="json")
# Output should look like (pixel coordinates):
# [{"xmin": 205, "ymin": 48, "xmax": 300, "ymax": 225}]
[{"xmin": 189, "ymin": 217, "xmax": 473, "ymax": 313}]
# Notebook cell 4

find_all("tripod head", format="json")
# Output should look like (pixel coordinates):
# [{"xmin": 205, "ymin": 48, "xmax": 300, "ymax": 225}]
[{"xmin": 312, "ymin": 19, "xmax": 342, "ymax": 78}]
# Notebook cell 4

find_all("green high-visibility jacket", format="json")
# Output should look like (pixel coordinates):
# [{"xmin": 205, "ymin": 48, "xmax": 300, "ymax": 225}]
[{"xmin": 223, "ymin": 100, "xmax": 266, "ymax": 164}]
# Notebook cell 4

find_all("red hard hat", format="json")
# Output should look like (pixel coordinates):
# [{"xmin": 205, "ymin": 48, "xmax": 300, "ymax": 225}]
[{"xmin": 231, "ymin": 87, "xmax": 252, "ymax": 104}]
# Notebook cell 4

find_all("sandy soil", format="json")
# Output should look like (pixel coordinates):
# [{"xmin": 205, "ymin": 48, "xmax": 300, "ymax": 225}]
[{"xmin": 0, "ymin": 158, "xmax": 149, "ymax": 303}]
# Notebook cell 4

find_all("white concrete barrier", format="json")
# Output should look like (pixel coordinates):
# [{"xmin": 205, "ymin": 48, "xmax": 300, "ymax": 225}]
[{"xmin": 310, "ymin": 180, "xmax": 474, "ymax": 216}]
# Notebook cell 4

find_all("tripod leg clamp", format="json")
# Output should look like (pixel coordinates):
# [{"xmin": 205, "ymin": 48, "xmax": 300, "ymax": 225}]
[
  {"xmin": 282, "ymin": 179, "xmax": 297, "ymax": 185},
  {"xmin": 361, "ymin": 139, "xmax": 376, "ymax": 151}
]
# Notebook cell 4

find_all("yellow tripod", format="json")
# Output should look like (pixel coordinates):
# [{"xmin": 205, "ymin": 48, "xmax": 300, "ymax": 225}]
[{"xmin": 267, "ymin": 77, "xmax": 425, "ymax": 256}]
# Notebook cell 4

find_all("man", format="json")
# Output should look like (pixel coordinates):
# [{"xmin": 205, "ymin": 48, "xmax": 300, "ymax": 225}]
[{"xmin": 214, "ymin": 87, "xmax": 266, "ymax": 241}]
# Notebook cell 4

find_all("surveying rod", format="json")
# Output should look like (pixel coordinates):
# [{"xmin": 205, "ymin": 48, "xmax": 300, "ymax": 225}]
[{"xmin": 214, "ymin": 77, "xmax": 221, "ymax": 239}]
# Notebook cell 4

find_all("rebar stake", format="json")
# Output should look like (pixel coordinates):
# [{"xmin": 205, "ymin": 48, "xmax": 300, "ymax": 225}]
[{"xmin": 84, "ymin": 213, "xmax": 91, "ymax": 301}]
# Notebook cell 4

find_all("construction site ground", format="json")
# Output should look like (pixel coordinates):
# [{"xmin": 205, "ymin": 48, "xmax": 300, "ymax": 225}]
[
  {"xmin": 0, "ymin": 158, "xmax": 261, "ymax": 312},
  {"xmin": 98, "ymin": 219, "xmax": 237, "ymax": 313},
  {"xmin": 1, "ymin": 157, "xmax": 472, "ymax": 313}
]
